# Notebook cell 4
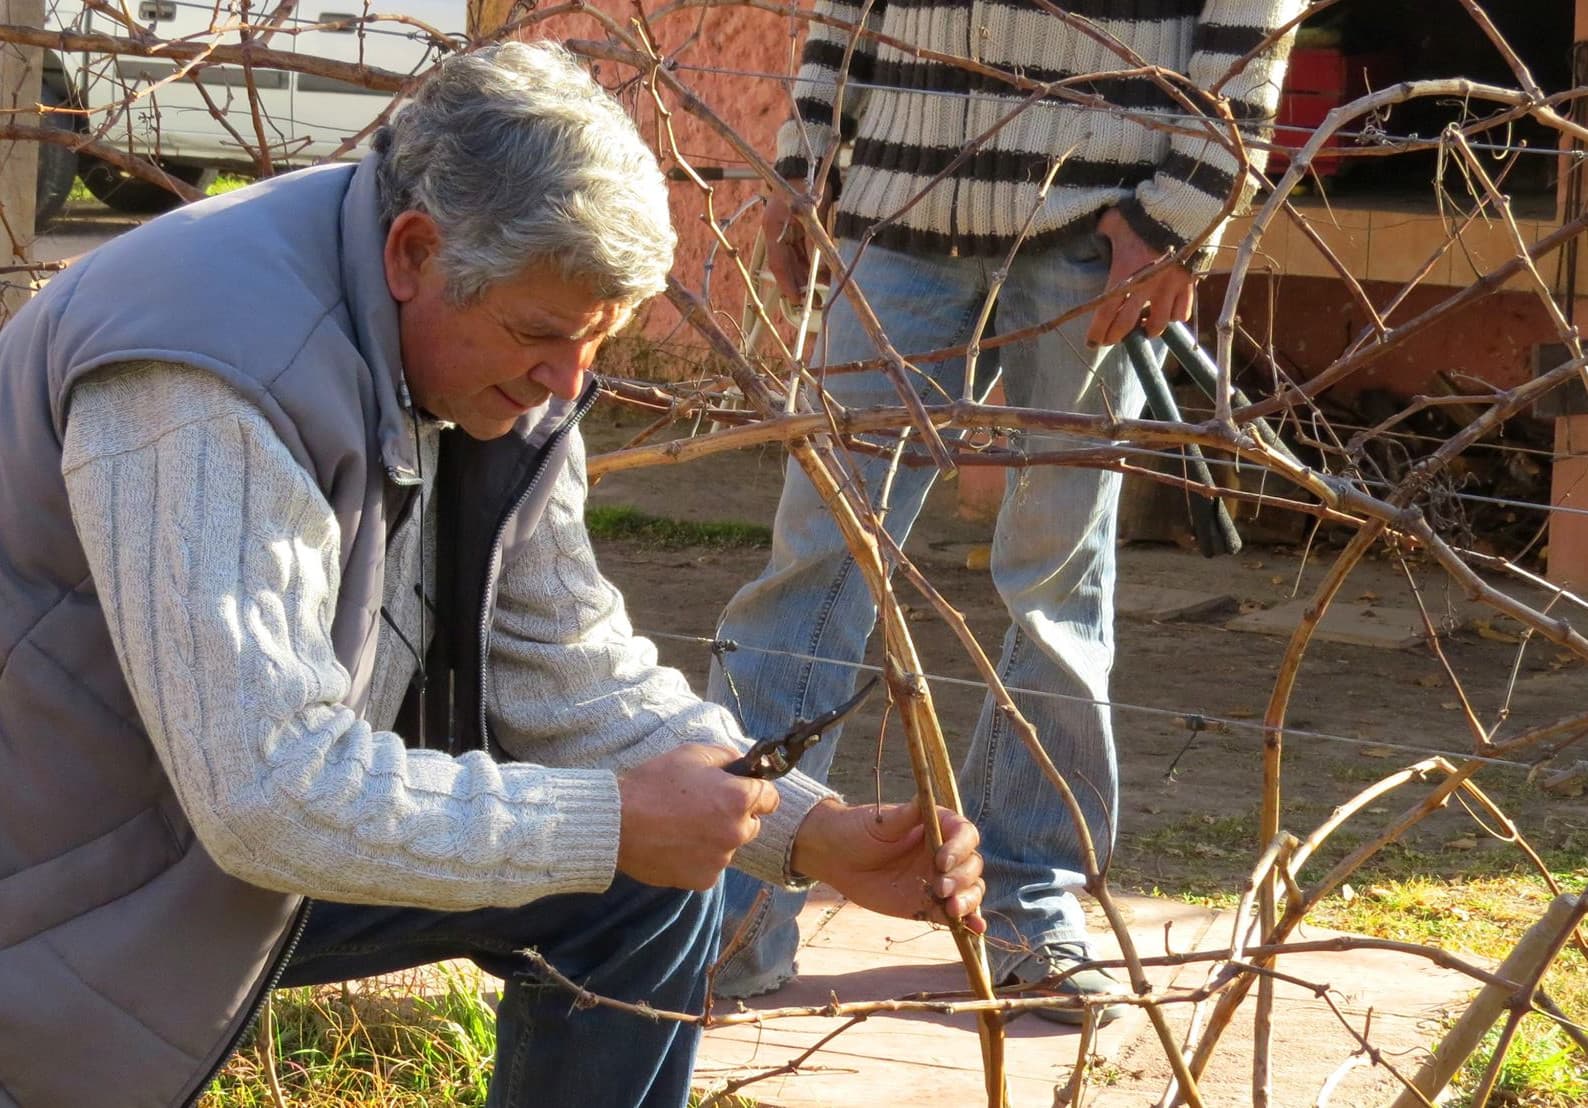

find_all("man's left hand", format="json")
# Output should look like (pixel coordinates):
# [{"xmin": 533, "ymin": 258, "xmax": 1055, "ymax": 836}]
[
  {"xmin": 1086, "ymin": 206, "xmax": 1198, "ymax": 347},
  {"xmin": 789, "ymin": 800, "xmax": 987, "ymax": 930}
]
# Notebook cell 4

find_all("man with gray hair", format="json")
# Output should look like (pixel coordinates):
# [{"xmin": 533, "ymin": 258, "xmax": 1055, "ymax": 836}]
[{"xmin": 0, "ymin": 41, "xmax": 984, "ymax": 1107}]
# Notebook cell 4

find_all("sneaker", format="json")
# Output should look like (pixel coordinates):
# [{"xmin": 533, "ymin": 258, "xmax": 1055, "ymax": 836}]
[
  {"xmin": 709, "ymin": 951, "xmax": 798, "ymax": 1001},
  {"xmin": 999, "ymin": 943, "xmax": 1129, "ymax": 1026}
]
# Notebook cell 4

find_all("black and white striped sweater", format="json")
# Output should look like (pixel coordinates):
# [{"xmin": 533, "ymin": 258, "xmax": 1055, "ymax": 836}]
[{"xmin": 775, "ymin": 0, "xmax": 1304, "ymax": 264}]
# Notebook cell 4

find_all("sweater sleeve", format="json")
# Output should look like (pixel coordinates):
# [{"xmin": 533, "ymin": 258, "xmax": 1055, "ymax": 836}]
[
  {"xmin": 773, "ymin": 0, "xmax": 886, "ymax": 180},
  {"xmin": 1117, "ymin": 0, "xmax": 1303, "ymax": 267},
  {"xmin": 487, "ymin": 431, "xmax": 838, "ymax": 887},
  {"xmin": 61, "ymin": 362, "xmax": 622, "ymax": 910}
]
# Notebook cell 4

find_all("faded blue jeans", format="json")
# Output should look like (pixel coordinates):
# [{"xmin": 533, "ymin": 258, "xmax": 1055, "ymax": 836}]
[
  {"xmin": 710, "ymin": 232, "xmax": 1150, "ymax": 993},
  {"xmin": 279, "ymin": 877, "xmax": 721, "ymax": 1107}
]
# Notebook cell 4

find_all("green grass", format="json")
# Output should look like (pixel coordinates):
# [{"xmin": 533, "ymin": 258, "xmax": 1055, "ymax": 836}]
[
  {"xmin": 586, "ymin": 504, "xmax": 772, "ymax": 550},
  {"xmin": 205, "ymin": 964, "xmax": 496, "ymax": 1106},
  {"xmin": 1310, "ymin": 872, "xmax": 1588, "ymax": 1108},
  {"xmin": 204, "ymin": 963, "xmax": 756, "ymax": 1107},
  {"xmin": 1115, "ymin": 801, "xmax": 1588, "ymax": 1108},
  {"xmin": 1448, "ymin": 1022, "xmax": 1588, "ymax": 1108}
]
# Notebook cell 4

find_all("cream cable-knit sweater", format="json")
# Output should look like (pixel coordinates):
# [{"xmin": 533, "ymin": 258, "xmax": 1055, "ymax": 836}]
[
  {"xmin": 777, "ymin": 0, "xmax": 1302, "ymax": 262},
  {"xmin": 61, "ymin": 363, "xmax": 833, "ymax": 910}
]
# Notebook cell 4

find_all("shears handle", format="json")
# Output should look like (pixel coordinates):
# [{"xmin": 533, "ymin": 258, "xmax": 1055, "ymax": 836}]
[
  {"xmin": 723, "ymin": 677, "xmax": 881, "ymax": 780},
  {"xmin": 1122, "ymin": 330, "xmax": 1242, "ymax": 559},
  {"xmin": 724, "ymin": 736, "xmax": 796, "ymax": 780}
]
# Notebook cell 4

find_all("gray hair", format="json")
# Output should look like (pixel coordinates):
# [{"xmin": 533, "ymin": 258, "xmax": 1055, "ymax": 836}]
[{"xmin": 375, "ymin": 40, "xmax": 675, "ymax": 304}]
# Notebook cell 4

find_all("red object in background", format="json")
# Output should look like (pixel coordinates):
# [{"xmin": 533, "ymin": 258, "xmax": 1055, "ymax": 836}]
[{"xmin": 1270, "ymin": 47, "xmax": 1400, "ymax": 178}]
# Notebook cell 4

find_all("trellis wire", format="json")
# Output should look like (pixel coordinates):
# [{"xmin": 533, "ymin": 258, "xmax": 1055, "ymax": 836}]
[{"xmin": 635, "ymin": 627, "xmax": 1552, "ymax": 772}]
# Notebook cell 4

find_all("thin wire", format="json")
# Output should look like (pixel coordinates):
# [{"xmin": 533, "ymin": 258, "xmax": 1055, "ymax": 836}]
[
  {"xmin": 651, "ymin": 629, "xmax": 1542, "ymax": 771},
  {"xmin": 873, "ymin": 435, "xmax": 1588, "ymax": 521}
]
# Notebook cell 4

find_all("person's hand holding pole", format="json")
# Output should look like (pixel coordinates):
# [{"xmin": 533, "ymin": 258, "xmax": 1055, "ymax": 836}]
[
  {"xmin": 790, "ymin": 799, "xmax": 988, "ymax": 931},
  {"xmin": 761, "ymin": 180, "xmax": 833, "ymax": 303},
  {"xmin": 1087, "ymin": 206, "xmax": 1199, "ymax": 347}
]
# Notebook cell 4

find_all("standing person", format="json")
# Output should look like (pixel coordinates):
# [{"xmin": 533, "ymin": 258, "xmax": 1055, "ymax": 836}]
[
  {"xmin": 712, "ymin": 2, "xmax": 1302, "ymax": 1022},
  {"xmin": 0, "ymin": 41, "xmax": 986, "ymax": 1107}
]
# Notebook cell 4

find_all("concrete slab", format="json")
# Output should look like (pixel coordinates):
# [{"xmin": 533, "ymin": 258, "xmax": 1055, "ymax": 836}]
[
  {"xmin": 1225, "ymin": 599, "xmax": 1438, "ymax": 650},
  {"xmin": 695, "ymin": 890, "xmax": 1480, "ymax": 1108},
  {"xmin": 1117, "ymin": 584, "xmax": 1239, "ymax": 623},
  {"xmin": 697, "ymin": 888, "xmax": 1219, "ymax": 1107}
]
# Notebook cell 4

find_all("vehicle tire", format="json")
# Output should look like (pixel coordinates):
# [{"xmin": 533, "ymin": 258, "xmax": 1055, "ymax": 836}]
[
  {"xmin": 78, "ymin": 157, "xmax": 216, "ymax": 214},
  {"xmin": 34, "ymin": 83, "xmax": 78, "ymax": 230}
]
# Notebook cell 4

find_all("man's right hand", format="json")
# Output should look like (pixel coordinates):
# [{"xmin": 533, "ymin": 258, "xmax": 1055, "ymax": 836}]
[
  {"xmin": 761, "ymin": 182, "xmax": 831, "ymax": 302},
  {"xmin": 615, "ymin": 744, "xmax": 779, "ymax": 890}
]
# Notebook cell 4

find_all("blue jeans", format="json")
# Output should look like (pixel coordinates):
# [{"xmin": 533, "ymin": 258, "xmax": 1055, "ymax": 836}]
[
  {"xmin": 279, "ymin": 877, "xmax": 722, "ymax": 1107},
  {"xmin": 711, "ymin": 234, "xmax": 1150, "ymax": 992}
]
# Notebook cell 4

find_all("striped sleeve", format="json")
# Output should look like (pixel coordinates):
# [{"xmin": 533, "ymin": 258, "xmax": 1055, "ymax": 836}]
[
  {"xmin": 1118, "ymin": 0, "xmax": 1303, "ymax": 266},
  {"xmin": 774, "ymin": 0, "xmax": 886, "ymax": 181}
]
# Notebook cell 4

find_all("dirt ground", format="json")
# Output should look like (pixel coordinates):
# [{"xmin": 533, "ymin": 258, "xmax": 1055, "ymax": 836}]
[{"xmin": 582, "ymin": 408, "xmax": 1588, "ymax": 902}]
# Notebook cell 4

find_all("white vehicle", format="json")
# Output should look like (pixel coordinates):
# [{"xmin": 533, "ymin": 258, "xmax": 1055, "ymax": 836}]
[{"xmin": 38, "ymin": 0, "xmax": 462, "ymax": 221}]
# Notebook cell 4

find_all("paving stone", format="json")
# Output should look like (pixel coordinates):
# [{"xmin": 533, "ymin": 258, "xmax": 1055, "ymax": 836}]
[
  {"xmin": 695, "ymin": 891, "xmax": 1224, "ymax": 1107},
  {"xmin": 695, "ymin": 888, "xmax": 1485, "ymax": 1108},
  {"xmin": 1225, "ymin": 599, "xmax": 1438, "ymax": 649},
  {"xmin": 1117, "ymin": 584, "xmax": 1239, "ymax": 623}
]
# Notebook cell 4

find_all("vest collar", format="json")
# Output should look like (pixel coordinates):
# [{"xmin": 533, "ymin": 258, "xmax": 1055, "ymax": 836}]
[{"xmin": 339, "ymin": 154, "xmax": 423, "ymax": 485}]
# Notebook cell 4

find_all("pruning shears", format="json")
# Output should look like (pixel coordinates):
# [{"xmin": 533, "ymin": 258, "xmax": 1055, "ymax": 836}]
[
  {"xmin": 1122, "ymin": 322, "xmax": 1302, "ymax": 559},
  {"xmin": 724, "ymin": 677, "xmax": 881, "ymax": 780}
]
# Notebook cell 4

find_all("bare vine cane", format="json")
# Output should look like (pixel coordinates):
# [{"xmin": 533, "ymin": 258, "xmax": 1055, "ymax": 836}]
[{"xmin": 664, "ymin": 279, "xmax": 1011, "ymax": 1108}]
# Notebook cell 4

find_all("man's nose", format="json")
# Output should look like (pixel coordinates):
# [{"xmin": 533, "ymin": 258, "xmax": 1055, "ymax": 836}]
[{"xmin": 533, "ymin": 338, "xmax": 600, "ymax": 402}]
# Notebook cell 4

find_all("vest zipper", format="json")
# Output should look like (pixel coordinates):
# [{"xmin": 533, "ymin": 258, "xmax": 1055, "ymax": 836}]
[
  {"xmin": 474, "ymin": 378, "xmax": 601, "ymax": 747},
  {"xmin": 180, "ymin": 899, "xmax": 314, "ymax": 1107},
  {"xmin": 181, "ymin": 380, "xmax": 598, "ymax": 1104}
]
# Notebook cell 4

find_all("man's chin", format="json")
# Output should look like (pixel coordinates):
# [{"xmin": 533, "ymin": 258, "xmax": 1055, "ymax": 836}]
[{"xmin": 461, "ymin": 417, "xmax": 518, "ymax": 441}]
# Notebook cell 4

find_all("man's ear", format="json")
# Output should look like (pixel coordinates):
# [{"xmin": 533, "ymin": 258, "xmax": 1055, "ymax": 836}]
[{"xmin": 384, "ymin": 210, "xmax": 442, "ymax": 303}]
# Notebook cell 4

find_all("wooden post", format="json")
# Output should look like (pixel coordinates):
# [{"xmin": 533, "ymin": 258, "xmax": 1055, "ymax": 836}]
[
  {"xmin": 1551, "ymin": 1, "xmax": 1588, "ymax": 590},
  {"xmin": 1388, "ymin": 892, "xmax": 1586, "ymax": 1108},
  {"xmin": 0, "ymin": 0, "xmax": 41, "ymax": 320}
]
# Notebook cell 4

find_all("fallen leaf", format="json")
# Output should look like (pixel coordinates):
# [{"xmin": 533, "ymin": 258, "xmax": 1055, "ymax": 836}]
[
  {"xmin": 1270, "ymin": 575, "xmax": 1285, "ymax": 586},
  {"xmin": 1474, "ymin": 618, "xmax": 1523, "ymax": 645},
  {"xmin": 1243, "ymin": 560, "xmax": 1265, "ymax": 570},
  {"xmin": 1357, "ymin": 591, "xmax": 1379, "ymax": 602},
  {"xmin": 1226, "ymin": 706, "xmax": 1258, "ymax": 719},
  {"xmin": 1441, "ymin": 701, "xmax": 1460, "ymax": 710},
  {"xmin": 964, "ymin": 544, "xmax": 992, "ymax": 571},
  {"xmin": 1360, "ymin": 745, "xmax": 1395, "ymax": 758},
  {"xmin": 1445, "ymin": 837, "xmax": 1479, "ymax": 851}
]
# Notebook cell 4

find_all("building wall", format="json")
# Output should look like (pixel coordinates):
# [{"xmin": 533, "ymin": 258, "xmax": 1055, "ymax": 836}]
[{"xmin": 1199, "ymin": 274, "xmax": 1566, "ymax": 400}]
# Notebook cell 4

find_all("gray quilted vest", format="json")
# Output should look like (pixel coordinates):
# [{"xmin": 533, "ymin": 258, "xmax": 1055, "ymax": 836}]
[{"xmin": 0, "ymin": 156, "xmax": 586, "ymax": 1106}]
